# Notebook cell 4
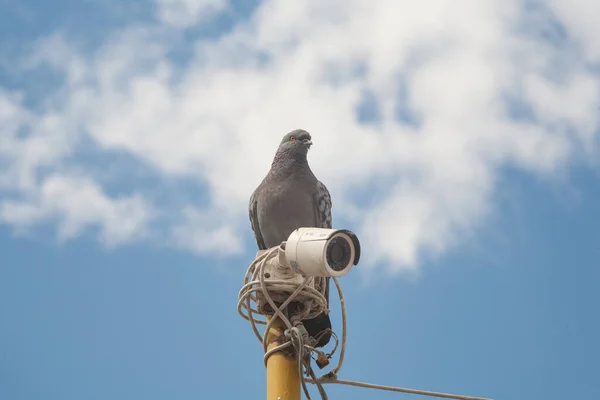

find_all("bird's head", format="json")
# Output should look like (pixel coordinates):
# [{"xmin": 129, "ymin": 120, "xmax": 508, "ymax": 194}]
[{"xmin": 278, "ymin": 129, "xmax": 313, "ymax": 157}]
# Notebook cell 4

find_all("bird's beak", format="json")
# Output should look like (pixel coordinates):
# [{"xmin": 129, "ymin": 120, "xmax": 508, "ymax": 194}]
[{"xmin": 303, "ymin": 139, "xmax": 313, "ymax": 148}]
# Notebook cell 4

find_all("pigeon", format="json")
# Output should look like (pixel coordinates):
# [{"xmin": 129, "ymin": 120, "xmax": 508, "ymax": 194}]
[{"xmin": 249, "ymin": 129, "xmax": 333, "ymax": 348}]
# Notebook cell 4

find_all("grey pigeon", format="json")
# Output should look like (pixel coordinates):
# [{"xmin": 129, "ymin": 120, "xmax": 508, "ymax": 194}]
[{"xmin": 249, "ymin": 129, "xmax": 333, "ymax": 348}]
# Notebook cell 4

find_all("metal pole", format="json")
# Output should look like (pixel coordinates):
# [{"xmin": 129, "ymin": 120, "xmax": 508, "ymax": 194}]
[{"xmin": 266, "ymin": 317, "xmax": 301, "ymax": 400}]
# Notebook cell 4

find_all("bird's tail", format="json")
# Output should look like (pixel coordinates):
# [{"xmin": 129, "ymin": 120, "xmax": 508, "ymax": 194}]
[{"xmin": 303, "ymin": 276, "xmax": 332, "ymax": 348}]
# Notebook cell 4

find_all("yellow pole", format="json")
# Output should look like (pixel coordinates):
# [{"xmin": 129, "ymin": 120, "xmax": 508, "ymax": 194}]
[{"xmin": 266, "ymin": 317, "xmax": 301, "ymax": 400}]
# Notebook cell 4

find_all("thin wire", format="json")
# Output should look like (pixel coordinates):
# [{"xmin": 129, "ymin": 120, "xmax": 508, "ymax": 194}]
[
  {"xmin": 304, "ymin": 358, "xmax": 328, "ymax": 399},
  {"xmin": 237, "ymin": 246, "xmax": 330, "ymax": 368},
  {"xmin": 329, "ymin": 277, "xmax": 346, "ymax": 376},
  {"xmin": 290, "ymin": 327, "xmax": 313, "ymax": 400},
  {"xmin": 238, "ymin": 246, "xmax": 335, "ymax": 400},
  {"xmin": 238, "ymin": 245, "xmax": 492, "ymax": 400},
  {"xmin": 307, "ymin": 378, "xmax": 492, "ymax": 400}
]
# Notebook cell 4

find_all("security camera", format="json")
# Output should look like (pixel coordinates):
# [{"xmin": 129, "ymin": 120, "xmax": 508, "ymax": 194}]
[{"xmin": 283, "ymin": 228, "xmax": 361, "ymax": 278}]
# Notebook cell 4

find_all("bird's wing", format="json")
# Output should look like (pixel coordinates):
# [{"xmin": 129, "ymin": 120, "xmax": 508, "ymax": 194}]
[
  {"xmin": 248, "ymin": 188, "xmax": 267, "ymax": 250},
  {"xmin": 314, "ymin": 180, "xmax": 332, "ymax": 229},
  {"xmin": 314, "ymin": 180, "xmax": 333, "ymax": 324}
]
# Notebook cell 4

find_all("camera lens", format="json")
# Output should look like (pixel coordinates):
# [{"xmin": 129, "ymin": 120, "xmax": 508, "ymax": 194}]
[{"xmin": 326, "ymin": 236, "xmax": 352, "ymax": 271}]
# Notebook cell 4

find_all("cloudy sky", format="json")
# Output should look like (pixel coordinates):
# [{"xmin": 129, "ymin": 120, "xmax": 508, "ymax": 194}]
[{"xmin": 1, "ymin": 0, "xmax": 599, "ymax": 399}]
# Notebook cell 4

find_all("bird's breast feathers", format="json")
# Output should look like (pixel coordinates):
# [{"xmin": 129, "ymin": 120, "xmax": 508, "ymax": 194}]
[{"xmin": 256, "ymin": 180, "xmax": 320, "ymax": 248}]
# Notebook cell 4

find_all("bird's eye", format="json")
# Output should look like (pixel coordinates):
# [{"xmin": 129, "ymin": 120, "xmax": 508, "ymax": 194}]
[{"xmin": 290, "ymin": 136, "xmax": 296, "ymax": 141}]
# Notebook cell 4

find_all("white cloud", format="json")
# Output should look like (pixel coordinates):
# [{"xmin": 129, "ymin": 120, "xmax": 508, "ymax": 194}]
[
  {"xmin": 1, "ymin": 175, "xmax": 152, "ymax": 246},
  {"xmin": 154, "ymin": 0, "xmax": 228, "ymax": 27},
  {"xmin": 0, "ymin": 0, "xmax": 598, "ymax": 271},
  {"xmin": 549, "ymin": 0, "xmax": 600, "ymax": 61},
  {"xmin": 170, "ymin": 206, "xmax": 243, "ymax": 255}
]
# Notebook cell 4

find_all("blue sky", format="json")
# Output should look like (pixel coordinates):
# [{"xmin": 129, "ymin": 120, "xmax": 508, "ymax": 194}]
[{"xmin": 1, "ymin": 0, "xmax": 599, "ymax": 399}]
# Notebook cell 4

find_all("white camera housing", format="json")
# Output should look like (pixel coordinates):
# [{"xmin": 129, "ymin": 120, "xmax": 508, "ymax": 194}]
[{"xmin": 283, "ymin": 227, "xmax": 361, "ymax": 278}]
